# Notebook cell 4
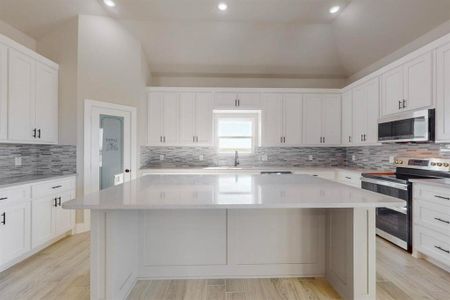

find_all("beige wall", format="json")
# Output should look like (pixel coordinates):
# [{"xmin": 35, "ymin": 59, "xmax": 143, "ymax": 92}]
[
  {"xmin": 37, "ymin": 15, "xmax": 150, "ymax": 224},
  {"xmin": 151, "ymin": 75, "xmax": 346, "ymax": 89},
  {"xmin": 0, "ymin": 19, "xmax": 36, "ymax": 50},
  {"xmin": 37, "ymin": 18, "xmax": 79, "ymax": 146}
]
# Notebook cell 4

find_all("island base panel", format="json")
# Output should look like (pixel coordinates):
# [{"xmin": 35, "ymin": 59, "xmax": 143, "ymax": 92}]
[{"xmin": 90, "ymin": 208, "xmax": 376, "ymax": 300}]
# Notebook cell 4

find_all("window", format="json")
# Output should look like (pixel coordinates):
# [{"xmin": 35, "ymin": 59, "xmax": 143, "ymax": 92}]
[{"xmin": 215, "ymin": 113, "xmax": 258, "ymax": 154}]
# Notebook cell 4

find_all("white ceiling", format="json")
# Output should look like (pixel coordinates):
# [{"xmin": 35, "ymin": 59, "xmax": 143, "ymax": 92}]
[{"xmin": 1, "ymin": 0, "xmax": 450, "ymax": 78}]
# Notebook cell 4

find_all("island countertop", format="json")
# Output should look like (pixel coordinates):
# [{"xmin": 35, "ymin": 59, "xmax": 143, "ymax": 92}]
[{"xmin": 63, "ymin": 174, "xmax": 403, "ymax": 210}]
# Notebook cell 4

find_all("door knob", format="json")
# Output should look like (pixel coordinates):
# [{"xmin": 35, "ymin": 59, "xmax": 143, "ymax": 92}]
[{"xmin": 125, "ymin": 169, "xmax": 131, "ymax": 173}]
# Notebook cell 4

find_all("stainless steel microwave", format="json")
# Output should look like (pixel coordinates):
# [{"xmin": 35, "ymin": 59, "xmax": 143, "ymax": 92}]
[{"xmin": 378, "ymin": 109, "xmax": 435, "ymax": 143}]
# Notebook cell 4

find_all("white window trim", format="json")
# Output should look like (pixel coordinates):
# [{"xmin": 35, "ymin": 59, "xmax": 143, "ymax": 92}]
[{"xmin": 214, "ymin": 112, "xmax": 260, "ymax": 155}]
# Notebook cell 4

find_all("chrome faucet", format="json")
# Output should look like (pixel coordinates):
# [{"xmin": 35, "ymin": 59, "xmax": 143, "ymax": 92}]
[{"xmin": 234, "ymin": 151, "xmax": 240, "ymax": 167}]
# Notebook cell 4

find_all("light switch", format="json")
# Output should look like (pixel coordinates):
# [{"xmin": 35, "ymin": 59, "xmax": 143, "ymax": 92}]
[
  {"xmin": 15, "ymin": 157, "xmax": 22, "ymax": 166},
  {"xmin": 352, "ymin": 155, "xmax": 356, "ymax": 161},
  {"xmin": 199, "ymin": 154, "xmax": 204, "ymax": 161},
  {"xmin": 389, "ymin": 156, "xmax": 395, "ymax": 163},
  {"xmin": 159, "ymin": 154, "xmax": 165, "ymax": 161},
  {"xmin": 308, "ymin": 155, "xmax": 313, "ymax": 161}
]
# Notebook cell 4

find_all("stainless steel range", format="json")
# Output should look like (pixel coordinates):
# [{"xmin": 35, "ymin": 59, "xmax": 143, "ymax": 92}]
[{"xmin": 361, "ymin": 157, "xmax": 450, "ymax": 252}]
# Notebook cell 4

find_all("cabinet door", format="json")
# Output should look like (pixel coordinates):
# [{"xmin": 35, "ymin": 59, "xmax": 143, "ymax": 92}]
[
  {"xmin": 162, "ymin": 93, "xmax": 179, "ymax": 145},
  {"xmin": 381, "ymin": 65, "xmax": 403, "ymax": 116},
  {"xmin": 54, "ymin": 191, "xmax": 74, "ymax": 236},
  {"xmin": 195, "ymin": 92, "xmax": 213, "ymax": 145},
  {"xmin": 403, "ymin": 53, "xmax": 432, "ymax": 111},
  {"xmin": 0, "ymin": 201, "xmax": 31, "ymax": 265},
  {"xmin": 8, "ymin": 49, "xmax": 36, "ymax": 142},
  {"xmin": 237, "ymin": 93, "xmax": 260, "ymax": 109},
  {"xmin": 341, "ymin": 90, "xmax": 353, "ymax": 145},
  {"xmin": 302, "ymin": 95, "xmax": 323, "ymax": 145},
  {"xmin": 261, "ymin": 94, "xmax": 283, "ymax": 146},
  {"xmin": 352, "ymin": 84, "xmax": 366, "ymax": 145},
  {"xmin": 0, "ymin": 43, "xmax": 6, "ymax": 141},
  {"xmin": 179, "ymin": 92, "xmax": 196, "ymax": 145},
  {"xmin": 436, "ymin": 42, "xmax": 450, "ymax": 142},
  {"xmin": 214, "ymin": 92, "xmax": 237, "ymax": 109},
  {"xmin": 147, "ymin": 93, "xmax": 163, "ymax": 145},
  {"xmin": 365, "ymin": 78, "xmax": 380, "ymax": 143},
  {"xmin": 35, "ymin": 62, "xmax": 58, "ymax": 144},
  {"xmin": 322, "ymin": 95, "xmax": 341, "ymax": 145},
  {"xmin": 283, "ymin": 94, "xmax": 302, "ymax": 146},
  {"xmin": 31, "ymin": 196, "xmax": 55, "ymax": 248}
]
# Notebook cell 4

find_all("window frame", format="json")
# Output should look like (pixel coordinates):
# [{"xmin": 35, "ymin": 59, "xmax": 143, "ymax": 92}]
[{"xmin": 214, "ymin": 112, "xmax": 259, "ymax": 155}]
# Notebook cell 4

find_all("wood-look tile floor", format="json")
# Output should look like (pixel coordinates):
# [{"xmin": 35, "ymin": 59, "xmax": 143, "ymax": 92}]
[{"xmin": 1, "ymin": 233, "xmax": 450, "ymax": 300}]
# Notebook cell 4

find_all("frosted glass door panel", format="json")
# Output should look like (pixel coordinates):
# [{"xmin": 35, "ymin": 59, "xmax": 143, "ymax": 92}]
[{"xmin": 100, "ymin": 115, "xmax": 124, "ymax": 190}]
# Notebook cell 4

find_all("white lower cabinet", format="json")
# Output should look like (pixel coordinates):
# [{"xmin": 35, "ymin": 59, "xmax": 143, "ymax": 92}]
[
  {"xmin": 0, "ymin": 196, "xmax": 31, "ymax": 267},
  {"xmin": 413, "ymin": 183, "xmax": 450, "ymax": 270},
  {"xmin": 0, "ymin": 176, "xmax": 76, "ymax": 272}
]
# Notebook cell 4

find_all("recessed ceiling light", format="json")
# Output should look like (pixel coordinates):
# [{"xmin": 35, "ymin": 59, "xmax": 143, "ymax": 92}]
[
  {"xmin": 103, "ymin": 0, "xmax": 116, "ymax": 7},
  {"xmin": 218, "ymin": 3, "xmax": 228, "ymax": 11},
  {"xmin": 329, "ymin": 5, "xmax": 340, "ymax": 14}
]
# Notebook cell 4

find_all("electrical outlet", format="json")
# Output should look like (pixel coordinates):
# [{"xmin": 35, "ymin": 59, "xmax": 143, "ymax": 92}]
[
  {"xmin": 352, "ymin": 155, "xmax": 356, "ymax": 161},
  {"xmin": 389, "ymin": 156, "xmax": 395, "ymax": 163},
  {"xmin": 159, "ymin": 154, "xmax": 165, "ymax": 161},
  {"xmin": 308, "ymin": 155, "xmax": 313, "ymax": 161},
  {"xmin": 199, "ymin": 154, "xmax": 204, "ymax": 161},
  {"xmin": 261, "ymin": 154, "xmax": 268, "ymax": 161},
  {"xmin": 14, "ymin": 157, "xmax": 22, "ymax": 166}
]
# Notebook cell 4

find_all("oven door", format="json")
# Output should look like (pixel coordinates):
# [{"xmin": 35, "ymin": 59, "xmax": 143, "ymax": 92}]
[
  {"xmin": 361, "ymin": 177, "xmax": 412, "ymax": 252},
  {"xmin": 378, "ymin": 109, "xmax": 432, "ymax": 143}
]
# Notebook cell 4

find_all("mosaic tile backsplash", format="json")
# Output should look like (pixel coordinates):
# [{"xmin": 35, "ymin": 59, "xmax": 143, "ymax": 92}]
[
  {"xmin": 0, "ymin": 144, "xmax": 76, "ymax": 180},
  {"xmin": 141, "ymin": 143, "xmax": 450, "ymax": 170}
]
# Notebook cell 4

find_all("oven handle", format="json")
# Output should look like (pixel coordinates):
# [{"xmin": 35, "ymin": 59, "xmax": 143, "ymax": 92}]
[{"xmin": 360, "ymin": 177, "xmax": 409, "ymax": 190}]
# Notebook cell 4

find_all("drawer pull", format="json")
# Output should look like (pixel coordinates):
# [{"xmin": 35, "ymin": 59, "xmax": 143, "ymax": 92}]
[
  {"xmin": 345, "ymin": 176, "xmax": 352, "ymax": 180},
  {"xmin": 434, "ymin": 245, "xmax": 450, "ymax": 254},
  {"xmin": 52, "ymin": 185, "xmax": 62, "ymax": 189},
  {"xmin": 1, "ymin": 212, "xmax": 5, "ymax": 225},
  {"xmin": 434, "ymin": 217, "xmax": 450, "ymax": 224},
  {"xmin": 434, "ymin": 195, "xmax": 450, "ymax": 201},
  {"xmin": 0, "ymin": 197, "xmax": 7, "ymax": 200}
]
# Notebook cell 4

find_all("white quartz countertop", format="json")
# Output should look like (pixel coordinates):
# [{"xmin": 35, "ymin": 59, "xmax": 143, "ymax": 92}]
[
  {"xmin": 0, "ymin": 173, "xmax": 77, "ymax": 189},
  {"xmin": 139, "ymin": 166, "xmax": 377, "ymax": 174},
  {"xmin": 63, "ymin": 174, "xmax": 403, "ymax": 210}
]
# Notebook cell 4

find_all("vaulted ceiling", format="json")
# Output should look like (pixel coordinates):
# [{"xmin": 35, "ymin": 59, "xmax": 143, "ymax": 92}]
[{"xmin": 1, "ymin": 0, "xmax": 450, "ymax": 79}]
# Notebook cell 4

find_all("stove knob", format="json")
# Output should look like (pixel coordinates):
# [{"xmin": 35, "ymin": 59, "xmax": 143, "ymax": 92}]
[
  {"xmin": 431, "ymin": 162, "xmax": 437, "ymax": 166},
  {"xmin": 444, "ymin": 163, "xmax": 449, "ymax": 167},
  {"xmin": 438, "ymin": 163, "xmax": 443, "ymax": 167}
]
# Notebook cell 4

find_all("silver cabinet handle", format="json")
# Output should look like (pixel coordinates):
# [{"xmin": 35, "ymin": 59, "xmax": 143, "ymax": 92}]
[
  {"xmin": 160, "ymin": 136, "xmax": 162, "ymax": 143},
  {"xmin": 434, "ymin": 245, "xmax": 450, "ymax": 254},
  {"xmin": 434, "ymin": 217, "xmax": 450, "ymax": 224},
  {"xmin": 164, "ymin": 136, "xmax": 166, "ymax": 143},
  {"xmin": 402, "ymin": 99, "xmax": 407, "ymax": 108},
  {"xmin": 37, "ymin": 129, "xmax": 41, "ymax": 139},
  {"xmin": 54, "ymin": 198, "xmax": 58, "ymax": 207},
  {"xmin": 0, "ymin": 197, "xmax": 7, "ymax": 201},
  {"xmin": 434, "ymin": 195, "xmax": 450, "ymax": 201},
  {"xmin": 323, "ymin": 137, "xmax": 325, "ymax": 144},
  {"xmin": 237, "ymin": 99, "xmax": 240, "ymax": 106},
  {"xmin": 52, "ymin": 185, "xmax": 62, "ymax": 189},
  {"xmin": 398, "ymin": 100, "xmax": 402, "ymax": 110},
  {"xmin": 348, "ymin": 136, "xmax": 351, "ymax": 143},
  {"xmin": 1, "ymin": 212, "xmax": 5, "ymax": 225},
  {"xmin": 283, "ymin": 137, "xmax": 286, "ymax": 143}
]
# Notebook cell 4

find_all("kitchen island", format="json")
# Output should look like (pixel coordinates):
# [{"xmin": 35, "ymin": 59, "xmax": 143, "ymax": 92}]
[{"xmin": 64, "ymin": 174, "xmax": 403, "ymax": 300}]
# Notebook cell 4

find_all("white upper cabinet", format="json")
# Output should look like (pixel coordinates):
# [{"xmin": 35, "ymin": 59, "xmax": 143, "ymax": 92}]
[
  {"xmin": 179, "ymin": 92, "xmax": 213, "ymax": 146},
  {"xmin": 214, "ymin": 92, "xmax": 260, "ymax": 109},
  {"xmin": 352, "ymin": 78, "xmax": 379, "ymax": 144},
  {"xmin": 341, "ymin": 90, "xmax": 353, "ymax": 145},
  {"xmin": 436, "ymin": 41, "xmax": 450, "ymax": 142},
  {"xmin": 148, "ymin": 91, "xmax": 213, "ymax": 146},
  {"xmin": 8, "ymin": 48, "xmax": 36, "ymax": 142},
  {"xmin": 7, "ymin": 47, "xmax": 58, "ymax": 144},
  {"xmin": 283, "ymin": 94, "xmax": 302, "ymax": 146},
  {"xmin": 35, "ymin": 62, "xmax": 58, "ymax": 143},
  {"xmin": 147, "ymin": 92, "xmax": 179, "ymax": 146},
  {"xmin": 381, "ymin": 52, "xmax": 432, "ymax": 116},
  {"xmin": 261, "ymin": 93, "xmax": 302, "ymax": 147},
  {"xmin": 303, "ymin": 94, "xmax": 341, "ymax": 146},
  {"xmin": 0, "ymin": 43, "xmax": 6, "ymax": 141}
]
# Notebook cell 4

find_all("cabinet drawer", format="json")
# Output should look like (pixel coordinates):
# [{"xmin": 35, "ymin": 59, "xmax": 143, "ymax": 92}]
[
  {"xmin": 414, "ymin": 200, "xmax": 450, "ymax": 236},
  {"xmin": 31, "ymin": 177, "xmax": 75, "ymax": 199},
  {"xmin": 414, "ymin": 184, "xmax": 450, "ymax": 206},
  {"xmin": 415, "ymin": 226, "xmax": 450, "ymax": 265},
  {"xmin": 0, "ymin": 185, "xmax": 30, "ymax": 203}
]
